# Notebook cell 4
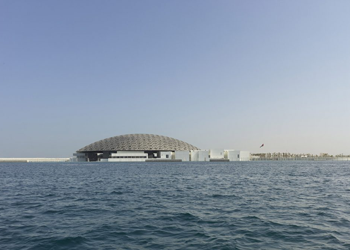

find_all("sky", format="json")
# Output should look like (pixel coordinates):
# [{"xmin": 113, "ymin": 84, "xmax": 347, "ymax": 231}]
[{"xmin": 1, "ymin": 0, "xmax": 350, "ymax": 157}]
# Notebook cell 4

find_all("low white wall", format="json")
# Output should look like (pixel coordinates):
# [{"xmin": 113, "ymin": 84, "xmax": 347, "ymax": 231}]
[
  {"xmin": 108, "ymin": 158, "xmax": 146, "ymax": 162},
  {"xmin": 111, "ymin": 151, "xmax": 147, "ymax": 157},
  {"xmin": 0, "ymin": 158, "xmax": 70, "ymax": 162}
]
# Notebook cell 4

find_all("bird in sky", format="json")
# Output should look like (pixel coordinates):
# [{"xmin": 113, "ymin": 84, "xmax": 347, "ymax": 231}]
[{"xmin": 260, "ymin": 144, "xmax": 264, "ymax": 148}]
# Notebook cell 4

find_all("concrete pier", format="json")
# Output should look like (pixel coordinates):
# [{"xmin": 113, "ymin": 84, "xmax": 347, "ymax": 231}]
[{"xmin": 0, "ymin": 158, "xmax": 70, "ymax": 163}]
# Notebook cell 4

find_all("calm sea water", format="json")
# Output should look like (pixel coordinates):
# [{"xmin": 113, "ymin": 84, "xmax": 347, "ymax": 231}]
[{"xmin": 1, "ymin": 161, "xmax": 350, "ymax": 250}]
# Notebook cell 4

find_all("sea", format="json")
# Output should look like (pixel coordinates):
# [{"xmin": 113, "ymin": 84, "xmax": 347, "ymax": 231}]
[{"xmin": 0, "ymin": 161, "xmax": 350, "ymax": 250}]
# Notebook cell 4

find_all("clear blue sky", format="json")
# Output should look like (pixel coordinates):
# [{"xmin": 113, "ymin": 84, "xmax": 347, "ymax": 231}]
[{"xmin": 1, "ymin": 0, "xmax": 349, "ymax": 157}]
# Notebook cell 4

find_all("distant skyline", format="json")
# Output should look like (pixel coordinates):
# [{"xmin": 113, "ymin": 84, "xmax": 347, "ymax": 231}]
[{"xmin": 1, "ymin": 0, "xmax": 349, "ymax": 157}]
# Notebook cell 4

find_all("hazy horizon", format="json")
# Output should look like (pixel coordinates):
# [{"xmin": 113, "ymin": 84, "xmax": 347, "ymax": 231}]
[{"xmin": 1, "ymin": 1, "xmax": 349, "ymax": 157}]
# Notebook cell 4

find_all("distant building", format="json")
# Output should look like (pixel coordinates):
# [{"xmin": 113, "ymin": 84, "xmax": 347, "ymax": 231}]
[
  {"xmin": 210, "ymin": 149, "xmax": 225, "ymax": 160},
  {"xmin": 73, "ymin": 134, "xmax": 199, "ymax": 162},
  {"xmin": 72, "ymin": 134, "xmax": 250, "ymax": 162},
  {"xmin": 190, "ymin": 150, "xmax": 210, "ymax": 161},
  {"xmin": 225, "ymin": 150, "xmax": 251, "ymax": 161}
]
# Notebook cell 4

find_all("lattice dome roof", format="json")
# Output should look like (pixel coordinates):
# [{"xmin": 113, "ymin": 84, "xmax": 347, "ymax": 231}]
[{"xmin": 77, "ymin": 134, "xmax": 200, "ymax": 152}]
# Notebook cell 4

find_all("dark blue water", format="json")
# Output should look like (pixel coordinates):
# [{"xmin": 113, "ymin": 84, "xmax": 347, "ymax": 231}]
[{"xmin": 1, "ymin": 162, "xmax": 350, "ymax": 250}]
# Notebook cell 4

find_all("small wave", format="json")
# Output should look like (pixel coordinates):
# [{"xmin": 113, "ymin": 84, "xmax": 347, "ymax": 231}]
[
  {"xmin": 27, "ymin": 236, "xmax": 89, "ymax": 250},
  {"xmin": 176, "ymin": 212, "xmax": 199, "ymax": 222},
  {"xmin": 129, "ymin": 229, "xmax": 149, "ymax": 236},
  {"xmin": 2, "ymin": 161, "xmax": 350, "ymax": 250},
  {"xmin": 211, "ymin": 194, "xmax": 238, "ymax": 198},
  {"xmin": 54, "ymin": 236, "xmax": 88, "ymax": 245},
  {"xmin": 110, "ymin": 191, "xmax": 123, "ymax": 195},
  {"xmin": 158, "ymin": 212, "xmax": 199, "ymax": 223},
  {"xmin": 43, "ymin": 209, "xmax": 61, "ymax": 214}
]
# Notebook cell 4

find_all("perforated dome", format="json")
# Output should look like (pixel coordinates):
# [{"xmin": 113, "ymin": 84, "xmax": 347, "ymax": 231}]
[{"xmin": 77, "ymin": 134, "xmax": 199, "ymax": 152}]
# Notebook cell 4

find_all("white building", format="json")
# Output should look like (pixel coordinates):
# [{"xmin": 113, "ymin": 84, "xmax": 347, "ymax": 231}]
[
  {"xmin": 174, "ymin": 151, "xmax": 190, "ymax": 161},
  {"xmin": 191, "ymin": 150, "xmax": 210, "ymax": 161},
  {"xmin": 73, "ymin": 133, "xmax": 251, "ymax": 162},
  {"xmin": 225, "ymin": 150, "xmax": 251, "ymax": 161},
  {"xmin": 210, "ymin": 149, "xmax": 225, "ymax": 160}
]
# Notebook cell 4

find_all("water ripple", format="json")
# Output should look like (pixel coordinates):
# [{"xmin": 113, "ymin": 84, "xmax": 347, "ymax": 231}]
[{"xmin": 1, "ymin": 161, "xmax": 350, "ymax": 249}]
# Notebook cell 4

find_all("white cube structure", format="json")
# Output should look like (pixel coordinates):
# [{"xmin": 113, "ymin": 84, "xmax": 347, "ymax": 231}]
[
  {"xmin": 191, "ymin": 150, "xmax": 209, "ymax": 161},
  {"xmin": 174, "ymin": 151, "xmax": 190, "ymax": 161},
  {"xmin": 225, "ymin": 150, "xmax": 239, "ymax": 161},
  {"xmin": 210, "ymin": 149, "xmax": 225, "ymax": 160},
  {"xmin": 239, "ymin": 151, "xmax": 251, "ymax": 161},
  {"xmin": 225, "ymin": 150, "xmax": 251, "ymax": 161}
]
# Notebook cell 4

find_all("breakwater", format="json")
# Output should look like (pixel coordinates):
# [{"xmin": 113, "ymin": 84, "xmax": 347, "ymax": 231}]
[
  {"xmin": 0, "ymin": 158, "xmax": 70, "ymax": 163},
  {"xmin": 251, "ymin": 157, "xmax": 350, "ymax": 161}
]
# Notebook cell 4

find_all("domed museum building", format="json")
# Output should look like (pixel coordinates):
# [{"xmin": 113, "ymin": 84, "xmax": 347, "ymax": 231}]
[
  {"xmin": 73, "ymin": 134, "xmax": 200, "ymax": 162},
  {"xmin": 73, "ymin": 133, "xmax": 250, "ymax": 162}
]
